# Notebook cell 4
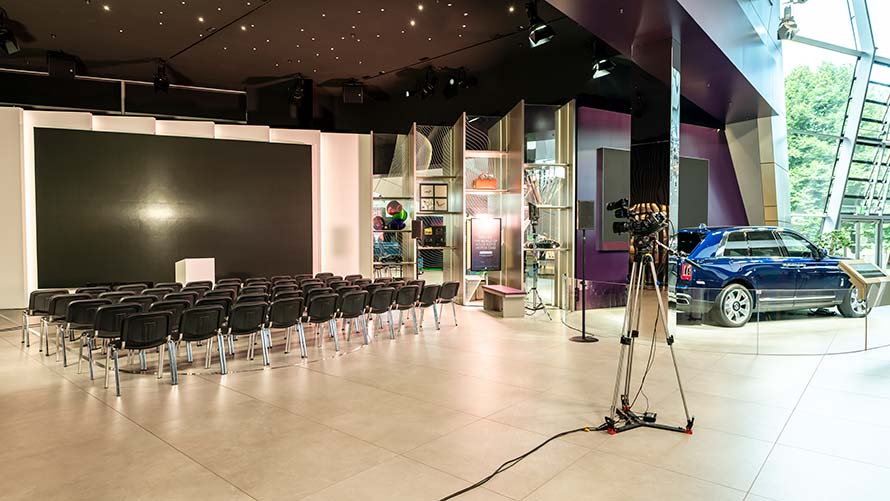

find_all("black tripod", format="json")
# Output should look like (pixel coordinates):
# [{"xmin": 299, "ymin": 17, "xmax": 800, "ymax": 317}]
[{"xmin": 603, "ymin": 235, "xmax": 694, "ymax": 435}]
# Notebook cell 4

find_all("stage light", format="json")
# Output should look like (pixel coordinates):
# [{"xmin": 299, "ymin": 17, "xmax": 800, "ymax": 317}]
[
  {"xmin": 291, "ymin": 75, "xmax": 305, "ymax": 104},
  {"xmin": 419, "ymin": 67, "xmax": 438, "ymax": 99},
  {"xmin": 525, "ymin": 1, "xmax": 554, "ymax": 47},
  {"xmin": 0, "ymin": 9, "xmax": 20, "ymax": 55},
  {"xmin": 777, "ymin": 5, "xmax": 798, "ymax": 40},
  {"xmin": 153, "ymin": 60, "xmax": 170, "ymax": 92},
  {"xmin": 592, "ymin": 58, "xmax": 615, "ymax": 79}
]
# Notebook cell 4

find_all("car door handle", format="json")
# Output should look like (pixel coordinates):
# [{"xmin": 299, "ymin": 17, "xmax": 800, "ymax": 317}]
[{"xmin": 782, "ymin": 264, "xmax": 804, "ymax": 269}]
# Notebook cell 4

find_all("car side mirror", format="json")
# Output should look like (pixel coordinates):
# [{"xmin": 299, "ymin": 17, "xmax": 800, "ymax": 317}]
[{"xmin": 818, "ymin": 248, "xmax": 829, "ymax": 259}]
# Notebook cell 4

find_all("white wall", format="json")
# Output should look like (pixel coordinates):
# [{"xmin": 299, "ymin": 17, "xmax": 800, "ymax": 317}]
[
  {"xmin": 0, "ymin": 107, "xmax": 371, "ymax": 307},
  {"xmin": 0, "ymin": 108, "xmax": 26, "ymax": 308}
]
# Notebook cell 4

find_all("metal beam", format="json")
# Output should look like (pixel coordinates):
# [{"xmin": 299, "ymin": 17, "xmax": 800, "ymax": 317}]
[{"xmin": 823, "ymin": 0, "xmax": 876, "ymax": 232}]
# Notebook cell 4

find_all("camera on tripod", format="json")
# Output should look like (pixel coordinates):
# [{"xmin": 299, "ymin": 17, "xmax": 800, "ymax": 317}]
[{"xmin": 607, "ymin": 198, "xmax": 668, "ymax": 237}]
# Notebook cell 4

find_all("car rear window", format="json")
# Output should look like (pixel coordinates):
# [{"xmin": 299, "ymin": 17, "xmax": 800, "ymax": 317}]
[{"xmin": 678, "ymin": 232, "xmax": 705, "ymax": 255}]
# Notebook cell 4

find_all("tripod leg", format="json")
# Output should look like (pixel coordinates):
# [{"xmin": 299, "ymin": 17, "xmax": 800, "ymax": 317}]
[
  {"xmin": 647, "ymin": 258, "xmax": 693, "ymax": 429},
  {"xmin": 624, "ymin": 259, "xmax": 646, "ymax": 405},
  {"xmin": 610, "ymin": 261, "xmax": 639, "ymax": 425}
]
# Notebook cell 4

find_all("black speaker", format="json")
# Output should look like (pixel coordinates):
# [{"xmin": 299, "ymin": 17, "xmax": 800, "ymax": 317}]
[
  {"xmin": 411, "ymin": 219, "xmax": 423, "ymax": 239},
  {"xmin": 47, "ymin": 51, "xmax": 77, "ymax": 79},
  {"xmin": 577, "ymin": 200, "xmax": 596, "ymax": 230},
  {"xmin": 246, "ymin": 78, "xmax": 314, "ymax": 128}
]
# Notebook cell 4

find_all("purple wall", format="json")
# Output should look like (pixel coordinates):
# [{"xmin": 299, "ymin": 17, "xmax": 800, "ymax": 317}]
[{"xmin": 575, "ymin": 106, "xmax": 747, "ymax": 288}]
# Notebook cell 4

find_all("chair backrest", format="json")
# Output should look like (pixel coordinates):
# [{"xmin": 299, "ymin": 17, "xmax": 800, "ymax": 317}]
[
  {"xmin": 364, "ymin": 283, "xmax": 382, "ymax": 295},
  {"xmin": 119, "ymin": 295, "xmax": 156, "ymax": 311},
  {"xmin": 315, "ymin": 272, "xmax": 334, "ymax": 280},
  {"xmin": 273, "ymin": 290, "xmax": 302, "ymax": 301},
  {"xmin": 94, "ymin": 303, "xmax": 142, "ymax": 337},
  {"xmin": 396, "ymin": 285, "xmax": 419, "ymax": 307},
  {"xmin": 114, "ymin": 283, "xmax": 147, "ymax": 293},
  {"xmin": 155, "ymin": 282, "xmax": 183, "ymax": 292},
  {"xmin": 75, "ymin": 286, "xmax": 111, "ymax": 297},
  {"xmin": 368, "ymin": 287, "xmax": 395, "ymax": 313},
  {"xmin": 307, "ymin": 287, "xmax": 334, "ymax": 305},
  {"xmin": 323, "ymin": 275, "xmax": 343, "ymax": 285},
  {"xmin": 407, "ymin": 280, "xmax": 426, "ymax": 300},
  {"xmin": 228, "ymin": 302, "xmax": 269, "ymax": 334},
  {"xmin": 216, "ymin": 278, "xmax": 242, "ymax": 287},
  {"xmin": 121, "ymin": 311, "xmax": 173, "ymax": 350},
  {"xmin": 302, "ymin": 282, "xmax": 324, "ymax": 295},
  {"xmin": 186, "ymin": 280, "xmax": 214, "ymax": 289},
  {"xmin": 195, "ymin": 296, "xmax": 232, "ymax": 317},
  {"xmin": 163, "ymin": 292, "xmax": 198, "ymax": 305},
  {"xmin": 335, "ymin": 285, "xmax": 360, "ymax": 295},
  {"xmin": 181, "ymin": 285, "xmax": 210, "ymax": 297},
  {"xmin": 271, "ymin": 275, "xmax": 293, "ymax": 283},
  {"xmin": 244, "ymin": 278, "xmax": 270, "ymax": 287},
  {"xmin": 269, "ymin": 297, "xmax": 304, "ymax": 328},
  {"xmin": 344, "ymin": 274, "xmax": 363, "ymax": 283},
  {"xmin": 327, "ymin": 280, "xmax": 349, "ymax": 290},
  {"xmin": 66, "ymin": 299, "xmax": 112, "ymax": 325},
  {"xmin": 419, "ymin": 284, "xmax": 441, "ymax": 307},
  {"xmin": 438, "ymin": 281, "xmax": 460, "ymax": 301},
  {"xmin": 272, "ymin": 284, "xmax": 297, "ymax": 295},
  {"xmin": 98, "ymin": 291, "xmax": 136, "ymax": 304},
  {"xmin": 273, "ymin": 280, "xmax": 297, "ymax": 289},
  {"xmin": 49, "ymin": 293, "xmax": 92, "ymax": 319},
  {"xmin": 142, "ymin": 287, "xmax": 175, "ymax": 298},
  {"xmin": 205, "ymin": 289, "xmax": 236, "ymax": 301},
  {"xmin": 306, "ymin": 293, "xmax": 337, "ymax": 322},
  {"xmin": 236, "ymin": 293, "xmax": 269, "ymax": 304},
  {"xmin": 28, "ymin": 289, "xmax": 69, "ymax": 314},
  {"xmin": 241, "ymin": 285, "xmax": 268, "ymax": 296},
  {"xmin": 179, "ymin": 305, "xmax": 224, "ymax": 342},
  {"xmin": 374, "ymin": 277, "xmax": 392, "ymax": 283},
  {"xmin": 149, "ymin": 300, "xmax": 191, "ymax": 330},
  {"xmin": 353, "ymin": 278, "xmax": 372, "ymax": 287},
  {"xmin": 339, "ymin": 291, "xmax": 368, "ymax": 318}
]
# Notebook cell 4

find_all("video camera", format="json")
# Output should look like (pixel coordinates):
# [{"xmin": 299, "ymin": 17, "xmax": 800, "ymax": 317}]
[{"xmin": 607, "ymin": 198, "xmax": 668, "ymax": 237}]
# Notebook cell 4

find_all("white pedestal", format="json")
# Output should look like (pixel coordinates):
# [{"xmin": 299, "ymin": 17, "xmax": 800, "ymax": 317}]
[{"xmin": 175, "ymin": 258, "xmax": 215, "ymax": 286}]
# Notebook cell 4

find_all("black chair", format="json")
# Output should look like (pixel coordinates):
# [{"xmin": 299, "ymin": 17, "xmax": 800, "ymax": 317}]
[
  {"xmin": 393, "ymin": 285, "xmax": 420, "ymax": 335},
  {"xmin": 406, "ymin": 280, "xmax": 426, "ymax": 301},
  {"xmin": 155, "ymin": 282, "xmax": 183, "ymax": 292},
  {"xmin": 42, "ymin": 293, "xmax": 91, "ymax": 359},
  {"xmin": 99, "ymin": 291, "xmax": 136, "ymax": 304},
  {"xmin": 241, "ymin": 285, "xmax": 268, "ymax": 296},
  {"xmin": 353, "ymin": 278, "xmax": 372, "ymax": 288},
  {"xmin": 76, "ymin": 286, "xmax": 111, "ymax": 298},
  {"xmin": 327, "ymin": 280, "xmax": 349, "ymax": 291},
  {"xmin": 216, "ymin": 278, "xmax": 242, "ymax": 287},
  {"xmin": 364, "ymin": 283, "xmax": 382, "ymax": 295},
  {"xmin": 109, "ymin": 311, "xmax": 176, "ymax": 396},
  {"xmin": 307, "ymin": 287, "xmax": 335, "ymax": 305},
  {"xmin": 271, "ymin": 275, "xmax": 293, "ymax": 284},
  {"xmin": 164, "ymin": 291, "xmax": 198, "ymax": 305},
  {"xmin": 294, "ymin": 273, "xmax": 314, "ymax": 282},
  {"xmin": 115, "ymin": 283, "xmax": 147, "ymax": 293},
  {"xmin": 302, "ymin": 282, "xmax": 324, "ymax": 295},
  {"xmin": 417, "ymin": 284, "xmax": 443, "ymax": 331},
  {"xmin": 339, "ymin": 291, "xmax": 369, "ymax": 345},
  {"xmin": 273, "ymin": 283, "xmax": 298, "ymax": 293},
  {"xmin": 344, "ymin": 274, "xmax": 363, "ymax": 283},
  {"xmin": 205, "ymin": 289, "xmax": 236, "ymax": 301},
  {"xmin": 120, "ymin": 295, "xmax": 156, "ymax": 311},
  {"xmin": 22, "ymin": 288, "xmax": 68, "ymax": 347},
  {"xmin": 186, "ymin": 280, "xmax": 214, "ymax": 289},
  {"xmin": 374, "ymin": 277, "xmax": 392, "ymax": 284},
  {"xmin": 150, "ymin": 300, "xmax": 191, "ymax": 335},
  {"xmin": 227, "ymin": 302, "xmax": 270, "ymax": 365},
  {"xmin": 268, "ymin": 297, "xmax": 306, "ymax": 357},
  {"xmin": 181, "ymin": 285, "xmax": 210, "ymax": 298},
  {"xmin": 237, "ymin": 293, "xmax": 269, "ymax": 304},
  {"xmin": 142, "ymin": 287, "xmax": 175, "ymax": 298},
  {"xmin": 90, "ymin": 303, "xmax": 142, "ymax": 382},
  {"xmin": 213, "ymin": 284, "xmax": 240, "ymax": 295},
  {"xmin": 273, "ymin": 290, "xmax": 302, "ymax": 301},
  {"xmin": 196, "ymin": 296, "xmax": 233, "ymax": 320},
  {"xmin": 305, "ymin": 293, "xmax": 340, "ymax": 351},
  {"xmin": 315, "ymin": 272, "xmax": 334, "ymax": 280},
  {"xmin": 324, "ymin": 276, "xmax": 344, "ymax": 286},
  {"xmin": 179, "ymin": 305, "xmax": 227, "ymax": 374},
  {"xmin": 367, "ymin": 287, "xmax": 396, "ymax": 339},
  {"xmin": 65, "ymin": 299, "xmax": 112, "ymax": 368},
  {"xmin": 437, "ymin": 281, "xmax": 460, "ymax": 326},
  {"xmin": 244, "ymin": 278, "xmax": 270, "ymax": 288}
]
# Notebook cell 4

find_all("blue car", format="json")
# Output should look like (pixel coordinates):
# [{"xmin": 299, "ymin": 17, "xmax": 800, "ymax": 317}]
[{"xmin": 675, "ymin": 226, "xmax": 867, "ymax": 327}]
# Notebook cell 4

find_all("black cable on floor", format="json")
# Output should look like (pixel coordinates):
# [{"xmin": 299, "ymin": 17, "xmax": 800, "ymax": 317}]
[{"xmin": 439, "ymin": 426, "xmax": 599, "ymax": 500}]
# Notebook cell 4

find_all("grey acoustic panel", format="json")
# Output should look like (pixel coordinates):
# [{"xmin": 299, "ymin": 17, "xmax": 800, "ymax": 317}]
[
  {"xmin": 598, "ymin": 148, "xmax": 631, "ymax": 250},
  {"xmin": 678, "ymin": 157, "xmax": 709, "ymax": 228},
  {"xmin": 577, "ymin": 200, "xmax": 596, "ymax": 230}
]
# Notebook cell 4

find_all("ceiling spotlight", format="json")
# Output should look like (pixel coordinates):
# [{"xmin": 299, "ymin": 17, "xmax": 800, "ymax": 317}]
[
  {"xmin": 418, "ymin": 3, "xmax": 424, "ymax": 11},
  {"xmin": 0, "ymin": 9, "xmax": 20, "ymax": 55},
  {"xmin": 103, "ymin": 5, "xmax": 110, "ymax": 11},
  {"xmin": 197, "ymin": 16, "xmax": 204, "ymax": 22},
  {"xmin": 240, "ymin": 25, "xmax": 246, "ymax": 30},
  {"xmin": 153, "ymin": 59, "xmax": 170, "ymax": 92},
  {"xmin": 405, "ymin": 89, "xmax": 413, "ymax": 98},
  {"xmin": 509, "ymin": 5, "xmax": 515, "ymax": 13},
  {"xmin": 410, "ymin": 19, "xmax": 416, "ymax": 26},
  {"xmin": 526, "ymin": 1, "xmax": 555, "ymax": 47},
  {"xmin": 777, "ymin": 5, "xmax": 799, "ymax": 40},
  {"xmin": 592, "ymin": 58, "xmax": 616, "ymax": 79}
]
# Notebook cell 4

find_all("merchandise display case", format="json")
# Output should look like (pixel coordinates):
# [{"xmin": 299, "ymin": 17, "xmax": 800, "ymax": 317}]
[{"xmin": 370, "ymin": 129, "xmax": 416, "ymax": 280}]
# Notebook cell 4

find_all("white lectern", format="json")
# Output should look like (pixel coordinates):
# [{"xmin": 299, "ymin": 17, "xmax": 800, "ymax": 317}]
[{"xmin": 175, "ymin": 258, "xmax": 215, "ymax": 286}]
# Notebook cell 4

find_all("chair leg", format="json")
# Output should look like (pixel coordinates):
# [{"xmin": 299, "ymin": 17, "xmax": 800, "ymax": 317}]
[
  {"xmin": 433, "ymin": 304, "xmax": 441, "ymax": 330},
  {"xmin": 284, "ymin": 326, "xmax": 292, "ymax": 354},
  {"xmin": 168, "ymin": 340, "xmax": 178, "ymax": 385},
  {"xmin": 387, "ymin": 310, "xmax": 396, "ymax": 339},
  {"xmin": 247, "ymin": 333, "xmax": 255, "ymax": 360},
  {"xmin": 297, "ymin": 322, "xmax": 307, "ymax": 358},
  {"xmin": 186, "ymin": 341, "xmax": 193, "ymax": 363},
  {"xmin": 329, "ymin": 320, "xmax": 340, "ymax": 352},
  {"xmin": 77, "ymin": 335, "xmax": 85, "ymax": 374},
  {"xmin": 398, "ymin": 310, "xmax": 404, "ymax": 330},
  {"xmin": 204, "ymin": 337, "xmax": 213, "ymax": 369},
  {"xmin": 21, "ymin": 311, "xmax": 27, "ymax": 345},
  {"xmin": 216, "ymin": 333, "xmax": 228, "ymax": 375},
  {"xmin": 451, "ymin": 302, "xmax": 458, "ymax": 326},
  {"xmin": 158, "ymin": 344, "xmax": 166, "ymax": 380},
  {"xmin": 260, "ymin": 328, "xmax": 270, "ymax": 366},
  {"xmin": 139, "ymin": 350, "xmax": 148, "ymax": 371},
  {"xmin": 346, "ymin": 318, "xmax": 353, "ymax": 342},
  {"xmin": 40, "ymin": 319, "xmax": 46, "ymax": 354},
  {"xmin": 113, "ymin": 348, "xmax": 121, "ymax": 397},
  {"xmin": 86, "ymin": 335, "xmax": 95, "ymax": 381},
  {"xmin": 361, "ymin": 315, "xmax": 370, "ymax": 345},
  {"xmin": 55, "ymin": 325, "xmax": 61, "ymax": 362},
  {"xmin": 104, "ymin": 347, "xmax": 111, "ymax": 389},
  {"xmin": 228, "ymin": 335, "xmax": 235, "ymax": 356}
]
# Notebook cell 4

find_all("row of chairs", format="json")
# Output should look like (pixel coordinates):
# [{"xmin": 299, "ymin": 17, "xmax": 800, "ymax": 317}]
[{"xmin": 21, "ymin": 274, "xmax": 460, "ymax": 396}]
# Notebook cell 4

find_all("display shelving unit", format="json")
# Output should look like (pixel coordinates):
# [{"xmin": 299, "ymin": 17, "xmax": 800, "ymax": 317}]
[{"xmin": 370, "ymin": 127, "xmax": 416, "ymax": 280}]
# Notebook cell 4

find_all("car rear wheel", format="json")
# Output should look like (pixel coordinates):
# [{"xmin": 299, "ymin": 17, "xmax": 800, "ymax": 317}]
[
  {"xmin": 838, "ymin": 285, "xmax": 869, "ymax": 318},
  {"xmin": 712, "ymin": 284, "xmax": 753, "ymax": 328}
]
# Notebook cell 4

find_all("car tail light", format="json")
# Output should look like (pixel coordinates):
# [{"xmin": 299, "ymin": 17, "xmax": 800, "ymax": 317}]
[{"xmin": 680, "ymin": 263, "xmax": 693, "ymax": 281}]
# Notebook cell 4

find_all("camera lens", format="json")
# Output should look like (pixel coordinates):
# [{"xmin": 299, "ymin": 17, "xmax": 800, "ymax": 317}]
[{"xmin": 613, "ymin": 221, "xmax": 630, "ymax": 234}]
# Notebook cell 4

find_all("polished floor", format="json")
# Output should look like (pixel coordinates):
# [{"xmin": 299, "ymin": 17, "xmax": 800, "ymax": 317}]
[{"xmin": 2, "ymin": 306, "xmax": 890, "ymax": 500}]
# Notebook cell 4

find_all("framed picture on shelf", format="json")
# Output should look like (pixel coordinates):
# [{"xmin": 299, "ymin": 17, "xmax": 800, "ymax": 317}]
[{"xmin": 419, "ymin": 183, "xmax": 448, "ymax": 213}]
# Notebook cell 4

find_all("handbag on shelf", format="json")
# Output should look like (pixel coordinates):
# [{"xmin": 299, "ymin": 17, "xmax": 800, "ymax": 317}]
[{"xmin": 472, "ymin": 173, "xmax": 498, "ymax": 190}]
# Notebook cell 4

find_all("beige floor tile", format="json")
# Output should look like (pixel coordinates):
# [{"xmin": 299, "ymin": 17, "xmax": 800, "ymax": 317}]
[
  {"xmin": 778, "ymin": 410, "xmax": 890, "ymax": 468},
  {"xmin": 405, "ymin": 419, "xmax": 588, "ymax": 499},
  {"xmin": 750, "ymin": 445, "xmax": 890, "ymax": 501},
  {"xmin": 796, "ymin": 386, "xmax": 890, "ymax": 427},
  {"xmin": 486, "ymin": 392, "xmax": 611, "ymax": 449}
]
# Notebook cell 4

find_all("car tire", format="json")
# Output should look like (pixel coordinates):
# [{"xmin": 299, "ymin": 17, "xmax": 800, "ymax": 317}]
[
  {"xmin": 711, "ymin": 284, "xmax": 754, "ymax": 328},
  {"xmin": 838, "ymin": 285, "xmax": 870, "ymax": 318}
]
